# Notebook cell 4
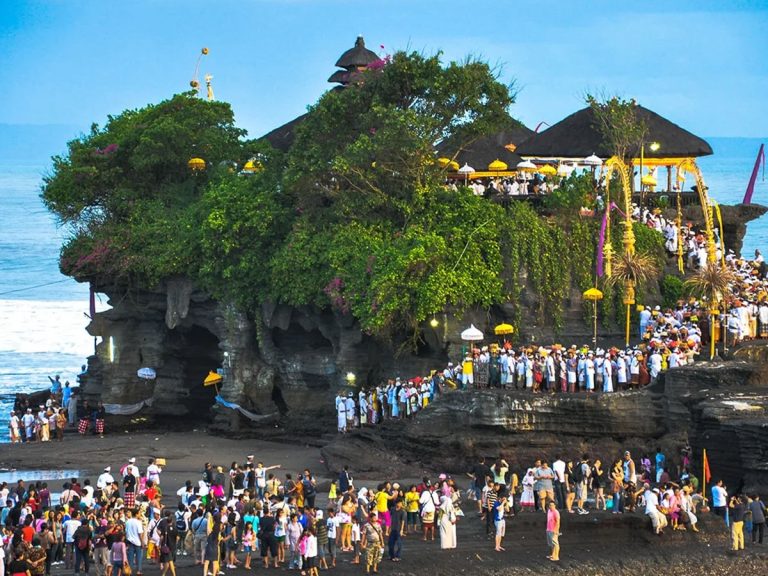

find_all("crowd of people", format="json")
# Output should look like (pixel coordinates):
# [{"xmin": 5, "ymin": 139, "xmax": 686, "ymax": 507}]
[
  {"xmin": 9, "ymin": 374, "xmax": 106, "ymax": 443},
  {"xmin": 1, "ymin": 441, "xmax": 761, "ymax": 576}
]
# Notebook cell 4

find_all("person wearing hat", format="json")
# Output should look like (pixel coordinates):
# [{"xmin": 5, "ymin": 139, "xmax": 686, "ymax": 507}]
[
  {"xmin": 345, "ymin": 392, "xmax": 357, "ymax": 430},
  {"xmin": 335, "ymin": 391, "xmax": 348, "ymax": 434},
  {"xmin": 635, "ymin": 483, "xmax": 667, "ymax": 535},
  {"xmin": 361, "ymin": 512, "xmax": 384, "ymax": 573},
  {"xmin": 97, "ymin": 467, "xmax": 114, "ymax": 490},
  {"xmin": 9, "ymin": 410, "xmax": 20, "ymax": 443},
  {"xmin": 22, "ymin": 408, "xmax": 36, "ymax": 442}
]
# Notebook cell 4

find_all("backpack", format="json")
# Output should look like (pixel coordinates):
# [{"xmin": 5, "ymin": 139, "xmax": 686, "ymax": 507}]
[
  {"xmin": 302, "ymin": 478, "xmax": 316, "ymax": 497},
  {"xmin": 175, "ymin": 511, "xmax": 187, "ymax": 532},
  {"xmin": 571, "ymin": 463, "xmax": 584, "ymax": 483},
  {"xmin": 75, "ymin": 526, "xmax": 90, "ymax": 550}
]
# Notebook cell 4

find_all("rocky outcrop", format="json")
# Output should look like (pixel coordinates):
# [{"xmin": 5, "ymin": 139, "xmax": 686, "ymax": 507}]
[{"xmin": 321, "ymin": 360, "xmax": 768, "ymax": 495}]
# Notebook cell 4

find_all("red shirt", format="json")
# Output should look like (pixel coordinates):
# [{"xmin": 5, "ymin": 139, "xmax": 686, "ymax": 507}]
[{"xmin": 21, "ymin": 525, "xmax": 34, "ymax": 543}]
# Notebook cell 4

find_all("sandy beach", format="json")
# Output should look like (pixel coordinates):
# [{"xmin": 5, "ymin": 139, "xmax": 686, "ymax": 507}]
[{"xmin": 0, "ymin": 430, "xmax": 766, "ymax": 575}]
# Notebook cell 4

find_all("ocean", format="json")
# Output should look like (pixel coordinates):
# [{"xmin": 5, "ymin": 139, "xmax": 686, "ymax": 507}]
[{"xmin": 0, "ymin": 127, "xmax": 766, "ymax": 441}]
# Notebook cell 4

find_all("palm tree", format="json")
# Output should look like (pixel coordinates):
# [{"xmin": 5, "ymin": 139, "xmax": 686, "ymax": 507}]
[
  {"xmin": 685, "ymin": 263, "xmax": 737, "ymax": 358},
  {"xmin": 605, "ymin": 250, "xmax": 661, "ymax": 346}
]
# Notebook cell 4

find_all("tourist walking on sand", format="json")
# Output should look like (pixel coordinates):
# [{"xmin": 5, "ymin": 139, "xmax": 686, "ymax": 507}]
[
  {"xmin": 362, "ymin": 512, "xmax": 384, "ymax": 574},
  {"xmin": 438, "ymin": 495, "xmax": 457, "ymax": 550},
  {"xmin": 546, "ymin": 501, "xmax": 560, "ymax": 562},
  {"xmin": 388, "ymin": 499, "xmax": 404, "ymax": 561}
]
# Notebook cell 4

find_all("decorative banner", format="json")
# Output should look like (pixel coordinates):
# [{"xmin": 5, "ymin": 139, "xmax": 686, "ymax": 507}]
[
  {"xmin": 214, "ymin": 395, "xmax": 277, "ymax": 422},
  {"xmin": 596, "ymin": 202, "xmax": 626, "ymax": 277},
  {"xmin": 103, "ymin": 398, "xmax": 154, "ymax": 415}
]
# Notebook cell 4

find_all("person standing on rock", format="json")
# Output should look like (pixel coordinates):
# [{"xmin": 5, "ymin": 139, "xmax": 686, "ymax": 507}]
[
  {"xmin": 749, "ymin": 494, "xmax": 765, "ymax": 544},
  {"xmin": 730, "ymin": 495, "xmax": 746, "ymax": 551},
  {"xmin": 546, "ymin": 501, "xmax": 560, "ymax": 561},
  {"xmin": 711, "ymin": 479, "xmax": 728, "ymax": 520},
  {"xmin": 535, "ymin": 462, "xmax": 555, "ymax": 512},
  {"xmin": 622, "ymin": 452, "xmax": 637, "ymax": 511},
  {"xmin": 336, "ymin": 392, "xmax": 347, "ymax": 434}
]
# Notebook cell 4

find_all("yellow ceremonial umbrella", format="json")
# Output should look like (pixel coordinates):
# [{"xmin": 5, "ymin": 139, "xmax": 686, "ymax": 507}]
[
  {"xmin": 449, "ymin": 160, "xmax": 460, "ymax": 171},
  {"xmin": 538, "ymin": 164, "xmax": 557, "ymax": 176},
  {"xmin": 242, "ymin": 160, "xmax": 263, "ymax": 173},
  {"xmin": 494, "ymin": 323, "xmax": 514, "ymax": 335},
  {"xmin": 583, "ymin": 288, "xmax": 604, "ymax": 347},
  {"xmin": 641, "ymin": 174, "xmax": 657, "ymax": 187},
  {"xmin": 188, "ymin": 157, "xmax": 206, "ymax": 172},
  {"xmin": 494, "ymin": 322, "xmax": 514, "ymax": 347},
  {"xmin": 488, "ymin": 159, "xmax": 508, "ymax": 171},
  {"xmin": 437, "ymin": 157, "xmax": 452, "ymax": 168},
  {"xmin": 204, "ymin": 370, "xmax": 223, "ymax": 394}
]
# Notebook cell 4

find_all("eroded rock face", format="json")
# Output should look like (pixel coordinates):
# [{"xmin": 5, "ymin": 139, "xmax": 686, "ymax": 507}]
[{"xmin": 321, "ymin": 361, "xmax": 768, "ymax": 496}]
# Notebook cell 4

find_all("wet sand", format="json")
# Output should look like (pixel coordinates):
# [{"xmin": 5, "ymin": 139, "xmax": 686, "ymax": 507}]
[{"xmin": 1, "ymin": 431, "xmax": 766, "ymax": 575}]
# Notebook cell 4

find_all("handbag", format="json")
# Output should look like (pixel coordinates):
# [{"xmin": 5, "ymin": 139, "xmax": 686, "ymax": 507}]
[{"xmin": 123, "ymin": 564, "xmax": 132, "ymax": 576}]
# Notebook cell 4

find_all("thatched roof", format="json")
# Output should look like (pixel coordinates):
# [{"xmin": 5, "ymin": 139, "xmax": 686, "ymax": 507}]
[
  {"xmin": 260, "ymin": 113, "xmax": 309, "ymax": 152},
  {"xmin": 335, "ymin": 36, "xmax": 379, "ymax": 69},
  {"xmin": 437, "ymin": 125, "xmax": 534, "ymax": 170},
  {"xmin": 515, "ymin": 105, "xmax": 713, "ymax": 159},
  {"xmin": 327, "ymin": 69, "xmax": 366, "ymax": 85}
]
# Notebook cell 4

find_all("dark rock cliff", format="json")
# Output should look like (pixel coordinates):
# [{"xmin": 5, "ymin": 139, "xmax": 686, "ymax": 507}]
[{"xmin": 320, "ymin": 361, "xmax": 768, "ymax": 495}]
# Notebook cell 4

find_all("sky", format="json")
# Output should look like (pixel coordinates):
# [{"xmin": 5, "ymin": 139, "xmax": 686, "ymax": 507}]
[{"xmin": 2, "ymin": 0, "xmax": 768, "ymax": 145}]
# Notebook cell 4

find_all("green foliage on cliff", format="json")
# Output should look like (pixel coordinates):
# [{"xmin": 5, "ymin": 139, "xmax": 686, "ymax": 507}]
[{"xmin": 42, "ymin": 51, "xmax": 666, "ymax": 338}]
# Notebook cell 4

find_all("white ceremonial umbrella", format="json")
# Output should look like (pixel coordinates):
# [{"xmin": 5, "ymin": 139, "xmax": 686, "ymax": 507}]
[
  {"xmin": 461, "ymin": 324, "xmax": 484, "ymax": 341},
  {"xmin": 583, "ymin": 153, "xmax": 603, "ymax": 167},
  {"xmin": 516, "ymin": 159, "xmax": 538, "ymax": 171},
  {"xmin": 458, "ymin": 163, "xmax": 475, "ymax": 185},
  {"xmin": 137, "ymin": 367, "xmax": 157, "ymax": 380}
]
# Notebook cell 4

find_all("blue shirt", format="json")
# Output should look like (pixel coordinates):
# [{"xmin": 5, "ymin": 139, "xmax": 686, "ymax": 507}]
[
  {"xmin": 655, "ymin": 453, "xmax": 665, "ymax": 471},
  {"xmin": 62, "ymin": 387, "xmax": 72, "ymax": 406}
]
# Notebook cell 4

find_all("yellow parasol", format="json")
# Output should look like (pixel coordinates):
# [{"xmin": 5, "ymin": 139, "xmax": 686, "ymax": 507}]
[
  {"xmin": 437, "ymin": 157, "xmax": 452, "ymax": 168},
  {"xmin": 188, "ymin": 157, "xmax": 206, "ymax": 172},
  {"xmin": 488, "ymin": 159, "xmax": 508, "ymax": 171},
  {"xmin": 538, "ymin": 164, "xmax": 557, "ymax": 176},
  {"xmin": 493, "ymin": 323, "xmax": 514, "ymax": 335},
  {"xmin": 449, "ymin": 160, "xmax": 460, "ymax": 171},
  {"xmin": 203, "ymin": 371, "xmax": 223, "ymax": 394},
  {"xmin": 583, "ymin": 288, "xmax": 604, "ymax": 347}
]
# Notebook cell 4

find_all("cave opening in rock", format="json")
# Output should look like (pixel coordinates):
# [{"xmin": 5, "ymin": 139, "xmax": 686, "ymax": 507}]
[{"xmin": 163, "ymin": 324, "xmax": 220, "ymax": 419}]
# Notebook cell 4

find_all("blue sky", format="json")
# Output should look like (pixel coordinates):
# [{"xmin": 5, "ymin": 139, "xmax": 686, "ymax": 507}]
[{"xmin": 3, "ymin": 0, "xmax": 767, "ymax": 140}]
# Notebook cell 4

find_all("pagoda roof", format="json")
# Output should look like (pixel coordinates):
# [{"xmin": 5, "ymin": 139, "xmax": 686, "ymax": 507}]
[
  {"xmin": 516, "ymin": 105, "xmax": 713, "ymax": 159},
  {"xmin": 335, "ymin": 36, "xmax": 379, "ymax": 69}
]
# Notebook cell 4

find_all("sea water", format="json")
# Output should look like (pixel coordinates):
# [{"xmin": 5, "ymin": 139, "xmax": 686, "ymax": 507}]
[{"xmin": 0, "ymin": 128, "xmax": 766, "ymax": 441}]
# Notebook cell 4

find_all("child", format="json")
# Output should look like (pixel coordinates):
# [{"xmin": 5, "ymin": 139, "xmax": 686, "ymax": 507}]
[
  {"xmin": 110, "ymin": 533, "xmax": 127, "ymax": 576},
  {"xmin": 298, "ymin": 529, "xmax": 309, "ymax": 576},
  {"xmin": 350, "ymin": 517, "xmax": 361, "ymax": 565},
  {"xmin": 325, "ymin": 509, "xmax": 338, "ymax": 568},
  {"xmin": 241, "ymin": 523, "xmax": 255, "ymax": 570},
  {"xmin": 304, "ymin": 527, "xmax": 318, "ymax": 576}
]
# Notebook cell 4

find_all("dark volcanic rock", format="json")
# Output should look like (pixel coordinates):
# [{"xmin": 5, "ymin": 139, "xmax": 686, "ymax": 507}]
[{"xmin": 322, "ymin": 361, "xmax": 768, "ymax": 496}]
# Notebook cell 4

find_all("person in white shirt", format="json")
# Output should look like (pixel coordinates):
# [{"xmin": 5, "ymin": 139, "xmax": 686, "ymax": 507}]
[
  {"xmin": 552, "ymin": 459, "xmax": 566, "ymax": 509},
  {"xmin": 124, "ymin": 509, "xmax": 145, "ymax": 575},
  {"xmin": 638, "ymin": 484, "xmax": 667, "ymax": 535},
  {"xmin": 97, "ymin": 467, "xmax": 114, "ymax": 490},
  {"xmin": 63, "ymin": 510, "xmax": 82, "ymax": 570},
  {"xmin": 146, "ymin": 459, "xmax": 162, "ymax": 485},
  {"xmin": 9, "ymin": 412, "xmax": 20, "ymax": 443}
]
